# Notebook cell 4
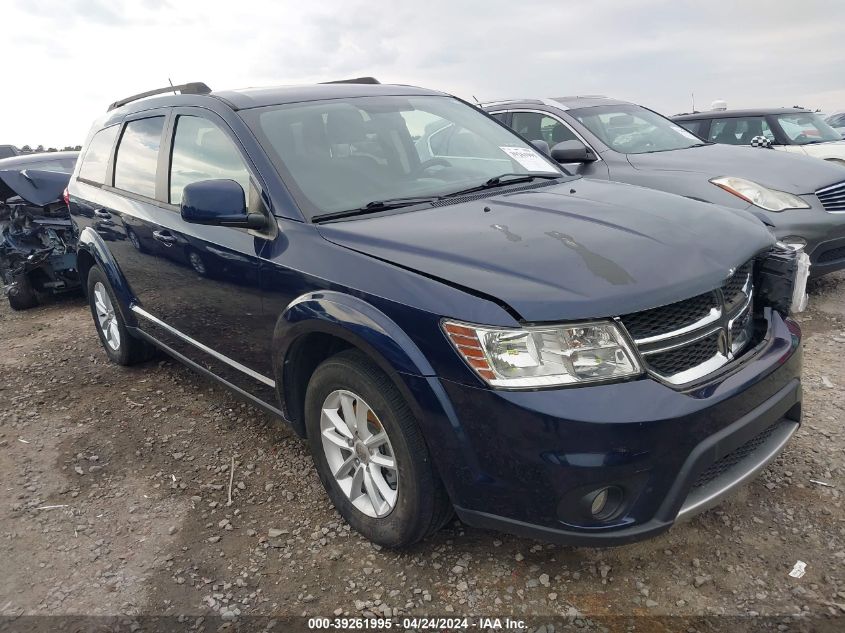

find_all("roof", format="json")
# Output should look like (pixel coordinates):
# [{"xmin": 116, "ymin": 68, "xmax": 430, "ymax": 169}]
[
  {"xmin": 107, "ymin": 82, "xmax": 447, "ymax": 118},
  {"xmin": 481, "ymin": 96, "xmax": 632, "ymax": 111},
  {"xmin": 673, "ymin": 107, "xmax": 811, "ymax": 120},
  {"xmin": 0, "ymin": 151, "xmax": 79, "ymax": 169}
]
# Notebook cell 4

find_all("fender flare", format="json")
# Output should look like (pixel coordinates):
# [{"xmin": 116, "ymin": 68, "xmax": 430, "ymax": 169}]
[
  {"xmin": 77, "ymin": 226, "xmax": 138, "ymax": 326},
  {"xmin": 273, "ymin": 290, "xmax": 436, "ymax": 434}
]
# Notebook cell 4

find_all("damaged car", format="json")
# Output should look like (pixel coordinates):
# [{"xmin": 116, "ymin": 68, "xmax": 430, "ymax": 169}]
[
  {"xmin": 70, "ymin": 81, "xmax": 805, "ymax": 547},
  {"xmin": 0, "ymin": 151, "xmax": 80, "ymax": 310}
]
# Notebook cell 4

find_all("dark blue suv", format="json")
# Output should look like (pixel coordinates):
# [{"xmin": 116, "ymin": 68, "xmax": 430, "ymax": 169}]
[{"xmin": 67, "ymin": 80, "xmax": 803, "ymax": 547}]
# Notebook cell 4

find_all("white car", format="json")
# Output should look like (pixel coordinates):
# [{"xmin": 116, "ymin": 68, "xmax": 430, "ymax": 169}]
[{"xmin": 673, "ymin": 108, "xmax": 845, "ymax": 167}]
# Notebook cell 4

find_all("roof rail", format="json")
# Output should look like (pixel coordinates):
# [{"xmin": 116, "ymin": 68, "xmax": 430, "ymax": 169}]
[
  {"xmin": 107, "ymin": 82, "xmax": 212, "ymax": 111},
  {"xmin": 321, "ymin": 77, "xmax": 380, "ymax": 85}
]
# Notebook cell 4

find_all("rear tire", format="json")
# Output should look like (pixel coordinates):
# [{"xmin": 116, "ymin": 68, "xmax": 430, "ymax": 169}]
[
  {"xmin": 7, "ymin": 275, "xmax": 38, "ymax": 311},
  {"xmin": 305, "ymin": 349, "xmax": 452, "ymax": 547},
  {"xmin": 86, "ymin": 266, "xmax": 156, "ymax": 365}
]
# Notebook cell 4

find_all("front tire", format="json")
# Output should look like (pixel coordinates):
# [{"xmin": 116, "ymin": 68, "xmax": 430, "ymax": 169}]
[
  {"xmin": 305, "ymin": 349, "xmax": 452, "ymax": 547},
  {"xmin": 86, "ymin": 266, "xmax": 155, "ymax": 365}
]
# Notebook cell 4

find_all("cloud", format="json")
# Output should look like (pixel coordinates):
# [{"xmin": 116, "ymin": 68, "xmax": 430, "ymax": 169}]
[{"xmin": 1, "ymin": 0, "xmax": 843, "ymax": 147}]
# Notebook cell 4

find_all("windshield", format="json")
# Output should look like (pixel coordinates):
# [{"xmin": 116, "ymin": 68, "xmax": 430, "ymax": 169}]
[
  {"xmin": 569, "ymin": 104, "xmax": 706, "ymax": 154},
  {"xmin": 244, "ymin": 95, "xmax": 562, "ymax": 219},
  {"xmin": 775, "ymin": 113, "xmax": 842, "ymax": 145}
]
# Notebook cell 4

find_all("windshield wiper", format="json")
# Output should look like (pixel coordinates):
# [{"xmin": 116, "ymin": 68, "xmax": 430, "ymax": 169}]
[
  {"xmin": 440, "ymin": 173, "xmax": 561, "ymax": 199},
  {"xmin": 312, "ymin": 196, "xmax": 440, "ymax": 222}
]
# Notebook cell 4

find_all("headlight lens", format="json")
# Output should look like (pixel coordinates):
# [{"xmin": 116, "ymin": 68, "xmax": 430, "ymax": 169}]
[
  {"xmin": 711, "ymin": 176, "xmax": 810, "ymax": 211},
  {"xmin": 443, "ymin": 320, "xmax": 642, "ymax": 388}
]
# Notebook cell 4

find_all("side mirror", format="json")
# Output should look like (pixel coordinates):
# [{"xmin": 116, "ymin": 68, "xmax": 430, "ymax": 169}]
[
  {"xmin": 180, "ymin": 179, "xmax": 267, "ymax": 230},
  {"xmin": 530, "ymin": 139, "xmax": 551, "ymax": 156},
  {"xmin": 749, "ymin": 135, "xmax": 773, "ymax": 149},
  {"xmin": 550, "ymin": 140, "xmax": 596, "ymax": 163}
]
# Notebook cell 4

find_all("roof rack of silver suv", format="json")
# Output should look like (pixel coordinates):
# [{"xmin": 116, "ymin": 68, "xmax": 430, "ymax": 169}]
[
  {"xmin": 107, "ymin": 82, "xmax": 212, "ymax": 112},
  {"xmin": 321, "ymin": 77, "xmax": 380, "ymax": 85}
]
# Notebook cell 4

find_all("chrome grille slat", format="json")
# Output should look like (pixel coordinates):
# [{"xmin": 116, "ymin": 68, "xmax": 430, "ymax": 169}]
[
  {"xmin": 619, "ymin": 261, "xmax": 755, "ymax": 385},
  {"xmin": 816, "ymin": 181, "xmax": 845, "ymax": 213}
]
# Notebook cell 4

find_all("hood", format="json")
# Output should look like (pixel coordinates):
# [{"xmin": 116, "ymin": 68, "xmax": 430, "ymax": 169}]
[
  {"xmin": 625, "ymin": 143, "xmax": 844, "ymax": 194},
  {"xmin": 0, "ymin": 169, "xmax": 70, "ymax": 207},
  {"xmin": 317, "ymin": 179, "xmax": 774, "ymax": 322}
]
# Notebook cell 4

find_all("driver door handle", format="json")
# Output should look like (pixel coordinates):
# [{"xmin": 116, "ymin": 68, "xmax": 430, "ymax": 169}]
[{"xmin": 152, "ymin": 230, "xmax": 176, "ymax": 247}]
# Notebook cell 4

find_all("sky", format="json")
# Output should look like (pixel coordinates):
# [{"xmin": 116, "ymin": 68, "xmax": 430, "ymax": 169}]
[{"xmin": 3, "ymin": 0, "xmax": 844, "ymax": 148}]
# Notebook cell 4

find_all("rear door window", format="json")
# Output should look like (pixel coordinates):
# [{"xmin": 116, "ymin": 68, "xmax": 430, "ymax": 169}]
[
  {"xmin": 511, "ymin": 111, "xmax": 578, "ymax": 145},
  {"xmin": 114, "ymin": 117, "xmax": 165, "ymax": 198},
  {"xmin": 708, "ymin": 117, "xmax": 774, "ymax": 145},
  {"xmin": 78, "ymin": 126, "xmax": 119, "ymax": 183},
  {"xmin": 169, "ymin": 115, "xmax": 250, "ymax": 205}
]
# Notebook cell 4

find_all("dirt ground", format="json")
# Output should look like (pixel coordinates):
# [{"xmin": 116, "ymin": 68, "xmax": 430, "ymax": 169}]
[{"xmin": 1, "ymin": 273, "xmax": 844, "ymax": 632}]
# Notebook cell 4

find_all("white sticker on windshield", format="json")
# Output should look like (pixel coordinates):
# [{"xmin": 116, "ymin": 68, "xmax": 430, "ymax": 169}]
[{"xmin": 499, "ymin": 146, "xmax": 558, "ymax": 173}]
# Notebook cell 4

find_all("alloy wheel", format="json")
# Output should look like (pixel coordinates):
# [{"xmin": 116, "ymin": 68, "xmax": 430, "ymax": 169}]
[
  {"xmin": 319, "ymin": 389, "xmax": 399, "ymax": 518},
  {"xmin": 93, "ymin": 281, "xmax": 121, "ymax": 350}
]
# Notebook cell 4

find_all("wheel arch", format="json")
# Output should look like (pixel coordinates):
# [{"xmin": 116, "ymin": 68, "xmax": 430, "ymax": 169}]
[
  {"xmin": 273, "ymin": 291, "xmax": 436, "ymax": 438},
  {"xmin": 77, "ymin": 227, "xmax": 137, "ymax": 325}
]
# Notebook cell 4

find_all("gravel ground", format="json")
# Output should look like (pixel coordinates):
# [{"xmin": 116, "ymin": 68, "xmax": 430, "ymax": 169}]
[{"xmin": 0, "ymin": 273, "xmax": 843, "ymax": 632}]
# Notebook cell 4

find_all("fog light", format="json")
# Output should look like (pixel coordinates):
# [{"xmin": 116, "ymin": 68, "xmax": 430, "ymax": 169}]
[
  {"xmin": 584, "ymin": 486, "xmax": 623, "ymax": 521},
  {"xmin": 591, "ymin": 489, "xmax": 608, "ymax": 516},
  {"xmin": 778, "ymin": 237, "xmax": 807, "ymax": 252}
]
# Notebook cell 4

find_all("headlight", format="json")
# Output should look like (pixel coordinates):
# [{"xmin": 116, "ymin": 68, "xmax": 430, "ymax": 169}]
[
  {"xmin": 711, "ymin": 176, "xmax": 810, "ymax": 211},
  {"xmin": 443, "ymin": 320, "xmax": 642, "ymax": 388}
]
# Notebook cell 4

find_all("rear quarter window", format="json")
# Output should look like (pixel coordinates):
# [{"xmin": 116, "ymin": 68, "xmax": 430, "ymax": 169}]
[
  {"xmin": 114, "ymin": 117, "xmax": 165, "ymax": 198},
  {"xmin": 78, "ymin": 126, "xmax": 119, "ymax": 183},
  {"xmin": 676, "ymin": 120, "xmax": 704, "ymax": 137}
]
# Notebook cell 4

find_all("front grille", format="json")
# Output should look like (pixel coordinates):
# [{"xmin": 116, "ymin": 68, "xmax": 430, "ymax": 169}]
[
  {"xmin": 647, "ymin": 332, "xmax": 720, "ymax": 376},
  {"xmin": 620, "ymin": 292, "xmax": 715, "ymax": 340},
  {"xmin": 817, "ymin": 245, "xmax": 845, "ymax": 264},
  {"xmin": 691, "ymin": 423, "xmax": 780, "ymax": 489},
  {"xmin": 619, "ymin": 260, "xmax": 755, "ymax": 385},
  {"xmin": 816, "ymin": 181, "xmax": 845, "ymax": 213},
  {"xmin": 723, "ymin": 261, "xmax": 752, "ymax": 311}
]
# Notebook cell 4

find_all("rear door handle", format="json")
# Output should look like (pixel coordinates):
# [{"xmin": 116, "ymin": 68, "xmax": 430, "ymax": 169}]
[
  {"xmin": 94, "ymin": 209, "xmax": 112, "ymax": 219},
  {"xmin": 152, "ymin": 230, "xmax": 177, "ymax": 247}
]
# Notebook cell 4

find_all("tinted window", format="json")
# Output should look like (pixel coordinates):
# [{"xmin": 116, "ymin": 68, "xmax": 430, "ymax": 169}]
[
  {"xmin": 676, "ymin": 120, "xmax": 704, "ymax": 137},
  {"xmin": 24, "ymin": 158, "xmax": 77, "ymax": 173},
  {"xmin": 511, "ymin": 112, "xmax": 577, "ymax": 145},
  {"xmin": 708, "ymin": 117, "xmax": 774, "ymax": 145},
  {"xmin": 79, "ymin": 126, "xmax": 119, "ymax": 183},
  {"xmin": 114, "ymin": 117, "xmax": 165, "ymax": 198},
  {"xmin": 169, "ymin": 116, "xmax": 250, "ymax": 205}
]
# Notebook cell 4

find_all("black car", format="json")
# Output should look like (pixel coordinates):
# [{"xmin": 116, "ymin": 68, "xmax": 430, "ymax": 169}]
[
  {"xmin": 68, "ymin": 80, "xmax": 803, "ymax": 547},
  {"xmin": 483, "ymin": 97, "xmax": 845, "ymax": 276},
  {"xmin": 672, "ymin": 108, "xmax": 845, "ymax": 167},
  {"xmin": 0, "ymin": 151, "xmax": 80, "ymax": 309}
]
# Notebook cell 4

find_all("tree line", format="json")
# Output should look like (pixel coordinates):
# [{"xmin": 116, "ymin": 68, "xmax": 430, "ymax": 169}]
[{"xmin": 19, "ymin": 144, "xmax": 82, "ymax": 152}]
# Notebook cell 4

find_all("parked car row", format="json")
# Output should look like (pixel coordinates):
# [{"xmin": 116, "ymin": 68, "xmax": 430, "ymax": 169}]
[
  {"xmin": 483, "ymin": 97, "xmax": 845, "ymax": 276},
  {"xmin": 60, "ymin": 78, "xmax": 827, "ymax": 549}
]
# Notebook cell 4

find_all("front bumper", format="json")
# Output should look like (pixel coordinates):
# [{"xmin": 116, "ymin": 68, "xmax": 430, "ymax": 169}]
[
  {"xmin": 436, "ymin": 311, "xmax": 802, "ymax": 546},
  {"xmin": 767, "ymin": 195, "xmax": 845, "ymax": 277}
]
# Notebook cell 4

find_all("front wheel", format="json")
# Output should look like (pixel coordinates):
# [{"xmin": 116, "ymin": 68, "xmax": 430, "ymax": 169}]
[{"xmin": 305, "ymin": 349, "xmax": 452, "ymax": 547}]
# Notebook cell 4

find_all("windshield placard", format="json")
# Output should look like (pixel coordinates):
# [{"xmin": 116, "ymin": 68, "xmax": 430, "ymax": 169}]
[{"xmin": 499, "ymin": 146, "xmax": 557, "ymax": 173}]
